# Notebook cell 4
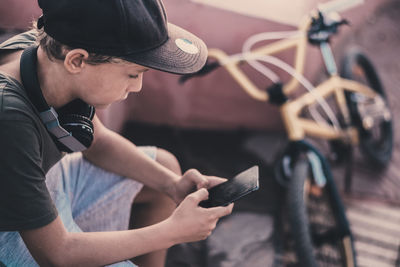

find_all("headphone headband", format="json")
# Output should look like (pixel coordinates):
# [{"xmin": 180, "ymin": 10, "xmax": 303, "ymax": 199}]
[{"xmin": 20, "ymin": 46, "xmax": 50, "ymax": 112}]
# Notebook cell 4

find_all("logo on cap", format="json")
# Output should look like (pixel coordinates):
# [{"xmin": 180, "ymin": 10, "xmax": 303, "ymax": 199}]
[{"xmin": 175, "ymin": 38, "xmax": 199, "ymax": 55}]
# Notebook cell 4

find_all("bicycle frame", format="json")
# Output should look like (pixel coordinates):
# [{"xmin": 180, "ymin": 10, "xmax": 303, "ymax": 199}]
[{"xmin": 207, "ymin": 13, "xmax": 378, "ymax": 145}]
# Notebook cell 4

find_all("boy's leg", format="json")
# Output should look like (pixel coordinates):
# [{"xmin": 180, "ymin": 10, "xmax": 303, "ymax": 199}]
[
  {"xmin": 130, "ymin": 148, "xmax": 181, "ymax": 267},
  {"xmin": 55, "ymin": 146, "xmax": 163, "ymax": 266}
]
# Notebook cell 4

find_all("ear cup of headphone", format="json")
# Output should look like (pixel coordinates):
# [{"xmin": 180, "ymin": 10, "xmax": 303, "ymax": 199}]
[
  {"xmin": 58, "ymin": 114, "xmax": 94, "ymax": 149},
  {"xmin": 57, "ymin": 99, "xmax": 95, "ymax": 120}
]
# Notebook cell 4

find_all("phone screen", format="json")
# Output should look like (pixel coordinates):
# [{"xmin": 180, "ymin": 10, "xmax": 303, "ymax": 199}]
[{"xmin": 199, "ymin": 166, "xmax": 259, "ymax": 208}]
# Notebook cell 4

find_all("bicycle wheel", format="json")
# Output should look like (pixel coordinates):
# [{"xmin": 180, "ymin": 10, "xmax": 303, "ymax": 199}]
[
  {"xmin": 287, "ymin": 157, "xmax": 356, "ymax": 267},
  {"xmin": 341, "ymin": 49, "xmax": 393, "ymax": 167}
]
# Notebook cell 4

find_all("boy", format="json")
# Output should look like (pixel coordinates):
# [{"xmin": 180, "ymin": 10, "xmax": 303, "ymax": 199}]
[{"xmin": 0, "ymin": 0, "xmax": 233, "ymax": 266}]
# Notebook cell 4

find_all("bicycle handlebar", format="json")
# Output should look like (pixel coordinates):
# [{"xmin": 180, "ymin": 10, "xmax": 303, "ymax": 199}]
[
  {"xmin": 308, "ymin": 11, "xmax": 349, "ymax": 45},
  {"xmin": 180, "ymin": 48, "xmax": 270, "ymax": 101},
  {"xmin": 178, "ymin": 60, "xmax": 220, "ymax": 84},
  {"xmin": 318, "ymin": 0, "xmax": 364, "ymax": 15}
]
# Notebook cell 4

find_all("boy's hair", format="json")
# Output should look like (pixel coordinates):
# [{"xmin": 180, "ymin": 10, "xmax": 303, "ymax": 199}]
[{"xmin": 34, "ymin": 23, "xmax": 121, "ymax": 65}]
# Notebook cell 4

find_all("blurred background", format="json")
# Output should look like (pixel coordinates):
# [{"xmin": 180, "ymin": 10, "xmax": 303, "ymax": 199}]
[{"xmin": 1, "ymin": 0, "xmax": 399, "ymax": 266}]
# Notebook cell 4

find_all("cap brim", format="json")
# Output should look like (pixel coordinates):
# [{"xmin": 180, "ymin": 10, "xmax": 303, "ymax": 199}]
[{"xmin": 121, "ymin": 23, "xmax": 208, "ymax": 75}]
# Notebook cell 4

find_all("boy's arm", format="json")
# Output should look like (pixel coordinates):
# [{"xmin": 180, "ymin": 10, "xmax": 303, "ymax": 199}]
[
  {"xmin": 21, "ymin": 216, "xmax": 175, "ymax": 266},
  {"xmin": 20, "ymin": 189, "xmax": 233, "ymax": 266},
  {"xmin": 83, "ymin": 116, "xmax": 180, "ymax": 195},
  {"xmin": 82, "ymin": 115, "xmax": 223, "ymax": 202}
]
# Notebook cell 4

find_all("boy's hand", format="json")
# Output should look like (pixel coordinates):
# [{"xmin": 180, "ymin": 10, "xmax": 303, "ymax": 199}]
[
  {"xmin": 171, "ymin": 169, "xmax": 226, "ymax": 204},
  {"xmin": 165, "ymin": 188, "xmax": 234, "ymax": 244}
]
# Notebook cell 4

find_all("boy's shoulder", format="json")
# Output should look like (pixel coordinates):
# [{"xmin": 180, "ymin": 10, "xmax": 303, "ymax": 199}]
[
  {"xmin": 0, "ymin": 30, "xmax": 37, "ymax": 51},
  {"xmin": 0, "ymin": 73, "xmax": 37, "ymax": 122},
  {"xmin": 0, "ymin": 30, "xmax": 39, "ymax": 120}
]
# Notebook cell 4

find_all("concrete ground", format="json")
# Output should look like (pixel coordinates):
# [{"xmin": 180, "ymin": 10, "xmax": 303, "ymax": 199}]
[{"xmin": 122, "ymin": 0, "xmax": 400, "ymax": 266}]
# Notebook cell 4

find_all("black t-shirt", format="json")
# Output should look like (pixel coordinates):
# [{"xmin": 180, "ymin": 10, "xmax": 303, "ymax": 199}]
[{"xmin": 0, "ymin": 31, "xmax": 62, "ymax": 231}]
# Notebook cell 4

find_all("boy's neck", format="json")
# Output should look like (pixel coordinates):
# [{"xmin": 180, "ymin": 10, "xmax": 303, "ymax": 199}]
[{"xmin": 36, "ymin": 47, "xmax": 76, "ymax": 109}]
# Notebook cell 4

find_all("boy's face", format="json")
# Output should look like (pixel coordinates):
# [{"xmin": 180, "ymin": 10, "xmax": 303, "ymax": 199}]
[{"xmin": 76, "ymin": 60, "xmax": 149, "ymax": 109}]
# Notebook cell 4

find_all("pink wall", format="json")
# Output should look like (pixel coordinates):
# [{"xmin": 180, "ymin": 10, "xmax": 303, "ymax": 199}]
[{"xmin": 0, "ymin": 0, "xmax": 41, "ymax": 29}]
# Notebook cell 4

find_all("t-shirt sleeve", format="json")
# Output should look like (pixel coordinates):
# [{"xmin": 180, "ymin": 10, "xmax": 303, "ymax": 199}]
[{"xmin": 0, "ymin": 119, "xmax": 58, "ymax": 231}]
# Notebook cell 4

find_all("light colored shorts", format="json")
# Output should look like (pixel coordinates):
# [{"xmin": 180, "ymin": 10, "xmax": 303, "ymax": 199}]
[{"xmin": 0, "ymin": 146, "xmax": 157, "ymax": 267}]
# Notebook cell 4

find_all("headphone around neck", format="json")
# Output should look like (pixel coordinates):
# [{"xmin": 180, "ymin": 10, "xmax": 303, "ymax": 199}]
[{"xmin": 20, "ymin": 46, "xmax": 95, "ymax": 153}]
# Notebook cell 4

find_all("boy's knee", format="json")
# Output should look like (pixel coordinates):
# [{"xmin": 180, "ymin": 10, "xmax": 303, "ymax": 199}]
[{"xmin": 155, "ymin": 148, "xmax": 182, "ymax": 175}]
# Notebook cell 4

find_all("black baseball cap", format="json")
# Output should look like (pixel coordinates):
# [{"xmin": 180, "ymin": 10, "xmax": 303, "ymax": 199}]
[{"xmin": 37, "ymin": 0, "xmax": 207, "ymax": 74}]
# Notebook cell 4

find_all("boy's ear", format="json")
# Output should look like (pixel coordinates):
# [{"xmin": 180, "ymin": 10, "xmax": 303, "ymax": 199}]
[{"xmin": 64, "ymin": 49, "xmax": 89, "ymax": 74}]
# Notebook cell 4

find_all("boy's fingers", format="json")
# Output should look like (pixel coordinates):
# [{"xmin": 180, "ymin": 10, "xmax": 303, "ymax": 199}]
[
  {"xmin": 207, "ymin": 203, "xmax": 234, "ymax": 217},
  {"xmin": 205, "ymin": 176, "xmax": 227, "ymax": 188},
  {"xmin": 184, "ymin": 169, "xmax": 209, "ymax": 189},
  {"xmin": 186, "ymin": 188, "xmax": 209, "ymax": 204}
]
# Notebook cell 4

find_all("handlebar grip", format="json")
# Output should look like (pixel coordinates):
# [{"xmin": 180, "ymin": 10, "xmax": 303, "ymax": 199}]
[
  {"xmin": 179, "ymin": 60, "xmax": 220, "ymax": 84},
  {"xmin": 318, "ymin": 0, "xmax": 364, "ymax": 14}
]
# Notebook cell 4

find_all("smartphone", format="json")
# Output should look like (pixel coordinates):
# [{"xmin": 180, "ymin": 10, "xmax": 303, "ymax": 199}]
[{"xmin": 199, "ymin": 166, "xmax": 259, "ymax": 208}]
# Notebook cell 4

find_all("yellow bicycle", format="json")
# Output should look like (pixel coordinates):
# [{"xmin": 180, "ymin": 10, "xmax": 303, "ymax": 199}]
[{"xmin": 180, "ymin": 0, "xmax": 393, "ymax": 266}]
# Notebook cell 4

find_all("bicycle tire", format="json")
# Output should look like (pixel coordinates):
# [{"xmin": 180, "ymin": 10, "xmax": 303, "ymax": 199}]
[
  {"xmin": 287, "ymin": 157, "xmax": 356, "ymax": 267},
  {"xmin": 341, "ymin": 49, "xmax": 393, "ymax": 168}
]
